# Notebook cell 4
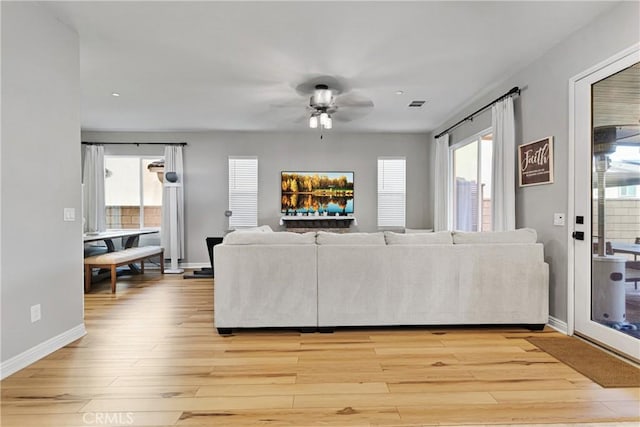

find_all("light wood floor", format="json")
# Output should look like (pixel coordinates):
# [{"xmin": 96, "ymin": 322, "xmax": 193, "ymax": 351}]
[{"xmin": 1, "ymin": 272, "xmax": 639, "ymax": 426}]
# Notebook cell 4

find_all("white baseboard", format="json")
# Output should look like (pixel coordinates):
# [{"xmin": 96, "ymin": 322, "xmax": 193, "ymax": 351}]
[
  {"xmin": 0, "ymin": 323, "xmax": 86, "ymax": 380},
  {"xmin": 140, "ymin": 263, "xmax": 209, "ymax": 270},
  {"xmin": 178, "ymin": 262, "xmax": 210, "ymax": 269},
  {"xmin": 547, "ymin": 316, "xmax": 568, "ymax": 334}
]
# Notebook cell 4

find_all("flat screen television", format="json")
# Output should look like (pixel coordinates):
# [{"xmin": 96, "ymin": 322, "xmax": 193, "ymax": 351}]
[{"xmin": 281, "ymin": 171, "xmax": 354, "ymax": 214}]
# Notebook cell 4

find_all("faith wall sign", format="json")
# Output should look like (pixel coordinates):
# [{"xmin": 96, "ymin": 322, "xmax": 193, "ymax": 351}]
[{"xmin": 518, "ymin": 136, "xmax": 554, "ymax": 187}]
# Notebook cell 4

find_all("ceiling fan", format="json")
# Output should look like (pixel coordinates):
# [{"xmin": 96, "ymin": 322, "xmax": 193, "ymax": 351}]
[{"xmin": 275, "ymin": 75, "xmax": 374, "ymax": 130}]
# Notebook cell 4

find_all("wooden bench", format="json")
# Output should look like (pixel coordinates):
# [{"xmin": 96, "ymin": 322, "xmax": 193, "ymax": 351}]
[{"xmin": 84, "ymin": 246, "xmax": 164, "ymax": 293}]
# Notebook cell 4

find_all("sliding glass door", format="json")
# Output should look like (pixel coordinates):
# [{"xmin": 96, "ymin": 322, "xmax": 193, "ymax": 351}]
[{"xmin": 451, "ymin": 130, "xmax": 493, "ymax": 231}]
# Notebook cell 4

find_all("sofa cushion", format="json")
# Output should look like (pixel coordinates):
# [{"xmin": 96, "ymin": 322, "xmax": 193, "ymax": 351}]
[
  {"xmin": 316, "ymin": 231, "xmax": 386, "ymax": 245},
  {"xmin": 404, "ymin": 228, "xmax": 434, "ymax": 234},
  {"xmin": 233, "ymin": 225, "xmax": 273, "ymax": 233},
  {"xmin": 385, "ymin": 231, "xmax": 453, "ymax": 245},
  {"xmin": 452, "ymin": 228, "xmax": 537, "ymax": 244},
  {"xmin": 224, "ymin": 231, "xmax": 315, "ymax": 245}
]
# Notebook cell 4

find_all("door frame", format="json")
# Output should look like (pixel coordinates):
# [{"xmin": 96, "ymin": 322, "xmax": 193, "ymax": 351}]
[{"xmin": 567, "ymin": 43, "xmax": 640, "ymax": 355}]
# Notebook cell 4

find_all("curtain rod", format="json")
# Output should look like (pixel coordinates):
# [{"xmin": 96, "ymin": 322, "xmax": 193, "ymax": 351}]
[
  {"xmin": 434, "ymin": 86, "xmax": 520, "ymax": 140},
  {"xmin": 81, "ymin": 142, "xmax": 187, "ymax": 146}
]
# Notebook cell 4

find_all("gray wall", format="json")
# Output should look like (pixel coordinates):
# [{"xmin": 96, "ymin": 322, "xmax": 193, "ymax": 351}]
[
  {"xmin": 1, "ymin": 3, "xmax": 83, "ymax": 364},
  {"xmin": 82, "ymin": 131, "xmax": 431, "ymax": 264},
  {"xmin": 430, "ymin": 1, "xmax": 640, "ymax": 322}
]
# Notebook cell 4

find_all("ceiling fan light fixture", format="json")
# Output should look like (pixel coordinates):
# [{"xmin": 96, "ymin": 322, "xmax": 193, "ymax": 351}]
[
  {"xmin": 313, "ymin": 84, "xmax": 333, "ymax": 107},
  {"xmin": 320, "ymin": 112, "xmax": 329, "ymax": 127},
  {"xmin": 309, "ymin": 115, "xmax": 318, "ymax": 129},
  {"xmin": 324, "ymin": 116, "xmax": 333, "ymax": 130}
]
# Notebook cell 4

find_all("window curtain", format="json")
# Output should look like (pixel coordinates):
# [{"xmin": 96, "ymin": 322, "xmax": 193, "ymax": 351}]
[
  {"xmin": 161, "ymin": 145, "xmax": 185, "ymax": 259},
  {"xmin": 491, "ymin": 96, "xmax": 516, "ymax": 231},
  {"xmin": 434, "ymin": 133, "xmax": 450, "ymax": 231},
  {"xmin": 82, "ymin": 144, "xmax": 106, "ymax": 233}
]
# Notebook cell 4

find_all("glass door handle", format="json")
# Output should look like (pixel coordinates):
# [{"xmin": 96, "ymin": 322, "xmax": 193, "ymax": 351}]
[{"xmin": 572, "ymin": 231, "xmax": 585, "ymax": 240}]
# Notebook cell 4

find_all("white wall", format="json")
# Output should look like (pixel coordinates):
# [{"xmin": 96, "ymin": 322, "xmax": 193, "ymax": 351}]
[
  {"xmin": 82, "ymin": 131, "xmax": 431, "ymax": 264},
  {"xmin": 430, "ymin": 1, "xmax": 640, "ymax": 322},
  {"xmin": 1, "ymin": 2, "xmax": 84, "ymax": 374}
]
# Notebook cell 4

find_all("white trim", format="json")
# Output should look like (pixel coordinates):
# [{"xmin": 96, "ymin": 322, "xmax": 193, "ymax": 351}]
[
  {"xmin": 0, "ymin": 324, "xmax": 86, "ymax": 380},
  {"xmin": 547, "ymin": 316, "xmax": 568, "ymax": 334},
  {"xmin": 567, "ymin": 72, "xmax": 577, "ymax": 336},
  {"xmin": 178, "ymin": 262, "xmax": 210, "ymax": 269},
  {"xmin": 569, "ymin": 43, "xmax": 639, "ymax": 83}
]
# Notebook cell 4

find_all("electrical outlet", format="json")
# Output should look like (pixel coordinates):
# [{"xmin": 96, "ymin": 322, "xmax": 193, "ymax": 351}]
[
  {"xmin": 30, "ymin": 304, "xmax": 41, "ymax": 323},
  {"xmin": 553, "ymin": 213, "xmax": 565, "ymax": 226},
  {"xmin": 63, "ymin": 208, "xmax": 75, "ymax": 222}
]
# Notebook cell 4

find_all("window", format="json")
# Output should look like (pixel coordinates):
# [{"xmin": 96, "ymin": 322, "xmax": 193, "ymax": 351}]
[
  {"xmin": 104, "ymin": 156, "xmax": 164, "ymax": 229},
  {"xmin": 603, "ymin": 146, "xmax": 640, "ymax": 199},
  {"xmin": 228, "ymin": 156, "xmax": 258, "ymax": 229},
  {"xmin": 451, "ymin": 131, "xmax": 493, "ymax": 231},
  {"xmin": 377, "ymin": 157, "xmax": 406, "ymax": 228}
]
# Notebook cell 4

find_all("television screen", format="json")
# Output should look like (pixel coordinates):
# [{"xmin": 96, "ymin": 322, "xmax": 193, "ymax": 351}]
[{"xmin": 281, "ymin": 171, "xmax": 354, "ymax": 214}]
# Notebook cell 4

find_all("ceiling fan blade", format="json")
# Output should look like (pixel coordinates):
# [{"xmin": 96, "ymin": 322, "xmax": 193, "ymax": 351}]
[
  {"xmin": 270, "ymin": 98, "xmax": 306, "ymax": 108},
  {"xmin": 293, "ymin": 114, "xmax": 308, "ymax": 124},
  {"xmin": 333, "ymin": 106, "xmax": 373, "ymax": 122},
  {"xmin": 335, "ymin": 91, "xmax": 374, "ymax": 108}
]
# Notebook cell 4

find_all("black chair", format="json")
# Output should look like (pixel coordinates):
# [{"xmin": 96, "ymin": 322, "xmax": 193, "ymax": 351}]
[{"xmin": 185, "ymin": 237, "xmax": 223, "ymax": 279}]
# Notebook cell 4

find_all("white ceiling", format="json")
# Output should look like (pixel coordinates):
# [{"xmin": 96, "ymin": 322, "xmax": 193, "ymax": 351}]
[{"xmin": 47, "ymin": 1, "xmax": 617, "ymax": 133}]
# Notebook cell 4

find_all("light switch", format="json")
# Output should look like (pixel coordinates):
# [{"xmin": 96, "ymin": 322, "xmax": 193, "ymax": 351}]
[
  {"xmin": 63, "ymin": 208, "xmax": 76, "ymax": 222},
  {"xmin": 553, "ymin": 213, "xmax": 565, "ymax": 226}
]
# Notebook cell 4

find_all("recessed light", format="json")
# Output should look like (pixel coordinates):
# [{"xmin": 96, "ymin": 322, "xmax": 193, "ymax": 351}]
[
  {"xmin": 111, "ymin": 92, "xmax": 120, "ymax": 97},
  {"xmin": 395, "ymin": 90, "xmax": 404, "ymax": 95}
]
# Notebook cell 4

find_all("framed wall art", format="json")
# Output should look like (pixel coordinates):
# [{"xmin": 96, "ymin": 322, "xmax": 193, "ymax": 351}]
[{"xmin": 518, "ymin": 136, "xmax": 554, "ymax": 187}]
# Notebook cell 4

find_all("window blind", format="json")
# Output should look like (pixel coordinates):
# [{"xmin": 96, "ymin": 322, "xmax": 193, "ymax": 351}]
[
  {"xmin": 228, "ymin": 156, "xmax": 258, "ymax": 229},
  {"xmin": 377, "ymin": 157, "xmax": 406, "ymax": 227}
]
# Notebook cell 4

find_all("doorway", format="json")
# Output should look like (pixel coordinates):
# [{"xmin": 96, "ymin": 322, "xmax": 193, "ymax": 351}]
[{"xmin": 571, "ymin": 45, "xmax": 640, "ymax": 361}]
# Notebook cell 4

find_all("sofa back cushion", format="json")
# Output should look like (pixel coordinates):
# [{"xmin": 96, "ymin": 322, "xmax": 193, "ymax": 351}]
[
  {"xmin": 384, "ymin": 231, "xmax": 452, "ymax": 245},
  {"xmin": 452, "ymin": 228, "xmax": 537, "ymax": 244},
  {"xmin": 316, "ymin": 231, "xmax": 386, "ymax": 245},
  {"xmin": 224, "ymin": 231, "xmax": 315, "ymax": 245},
  {"xmin": 404, "ymin": 228, "xmax": 434, "ymax": 234},
  {"xmin": 232, "ymin": 225, "xmax": 273, "ymax": 233}
]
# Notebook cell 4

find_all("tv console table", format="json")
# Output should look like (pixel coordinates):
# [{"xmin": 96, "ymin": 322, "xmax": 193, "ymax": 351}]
[{"xmin": 280, "ymin": 216, "xmax": 356, "ymax": 233}]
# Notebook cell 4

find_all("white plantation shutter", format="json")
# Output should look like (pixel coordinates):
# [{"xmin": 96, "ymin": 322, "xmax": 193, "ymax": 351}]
[
  {"xmin": 228, "ymin": 156, "xmax": 258, "ymax": 229},
  {"xmin": 377, "ymin": 157, "xmax": 406, "ymax": 227}
]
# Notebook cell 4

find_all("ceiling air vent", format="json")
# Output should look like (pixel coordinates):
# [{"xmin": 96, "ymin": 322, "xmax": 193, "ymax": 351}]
[{"xmin": 408, "ymin": 100, "xmax": 426, "ymax": 108}]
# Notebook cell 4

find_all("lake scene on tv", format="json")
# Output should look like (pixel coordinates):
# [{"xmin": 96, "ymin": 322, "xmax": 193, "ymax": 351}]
[{"xmin": 281, "ymin": 172, "xmax": 354, "ymax": 214}]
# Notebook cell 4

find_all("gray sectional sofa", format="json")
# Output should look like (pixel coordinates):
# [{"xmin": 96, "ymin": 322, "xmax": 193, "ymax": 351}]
[{"xmin": 214, "ymin": 228, "xmax": 549, "ymax": 334}]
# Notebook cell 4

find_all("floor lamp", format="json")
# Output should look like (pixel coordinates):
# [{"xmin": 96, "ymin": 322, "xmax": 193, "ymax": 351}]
[{"xmin": 164, "ymin": 171, "xmax": 183, "ymax": 274}]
